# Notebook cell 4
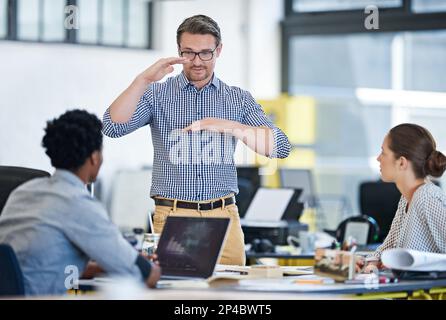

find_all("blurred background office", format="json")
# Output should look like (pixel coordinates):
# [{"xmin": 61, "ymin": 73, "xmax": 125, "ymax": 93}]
[{"xmin": 1, "ymin": 0, "xmax": 445, "ymax": 235}]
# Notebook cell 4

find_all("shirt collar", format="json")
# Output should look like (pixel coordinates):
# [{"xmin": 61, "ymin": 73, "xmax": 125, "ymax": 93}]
[
  {"xmin": 209, "ymin": 74, "xmax": 220, "ymax": 89},
  {"xmin": 52, "ymin": 169, "xmax": 86, "ymax": 189},
  {"xmin": 178, "ymin": 71, "xmax": 220, "ymax": 91}
]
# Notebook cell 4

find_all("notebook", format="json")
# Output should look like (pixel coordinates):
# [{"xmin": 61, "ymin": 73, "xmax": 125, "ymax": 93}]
[{"xmin": 156, "ymin": 216, "xmax": 230, "ymax": 281}]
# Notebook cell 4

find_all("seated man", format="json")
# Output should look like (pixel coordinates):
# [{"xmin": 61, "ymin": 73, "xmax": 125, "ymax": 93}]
[{"xmin": 0, "ymin": 110, "xmax": 161, "ymax": 295}]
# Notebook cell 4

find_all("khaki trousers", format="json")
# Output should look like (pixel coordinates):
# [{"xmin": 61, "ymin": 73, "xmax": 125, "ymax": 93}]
[{"xmin": 153, "ymin": 198, "xmax": 246, "ymax": 266}]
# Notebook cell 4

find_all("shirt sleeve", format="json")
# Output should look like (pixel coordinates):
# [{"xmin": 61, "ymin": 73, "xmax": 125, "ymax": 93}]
[
  {"xmin": 368, "ymin": 197, "xmax": 405, "ymax": 261},
  {"xmin": 102, "ymin": 86, "xmax": 154, "ymax": 138},
  {"xmin": 422, "ymin": 192, "xmax": 446, "ymax": 253},
  {"xmin": 241, "ymin": 90, "xmax": 291, "ymax": 159},
  {"xmin": 62, "ymin": 194, "xmax": 144, "ymax": 281}
]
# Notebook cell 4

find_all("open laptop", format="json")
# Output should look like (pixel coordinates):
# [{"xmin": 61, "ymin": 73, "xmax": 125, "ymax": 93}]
[{"xmin": 156, "ymin": 216, "xmax": 230, "ymax": 281}]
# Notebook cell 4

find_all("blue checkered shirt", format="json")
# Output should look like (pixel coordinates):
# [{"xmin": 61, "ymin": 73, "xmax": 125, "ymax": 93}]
[{"xmin": 102, "ymin": 72, "xmax": 291, "ymax": 201}]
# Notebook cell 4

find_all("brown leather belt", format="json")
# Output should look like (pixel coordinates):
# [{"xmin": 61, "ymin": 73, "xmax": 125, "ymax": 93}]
[{"xmin": 154, "ymin": 197, "xmax": 235, "ymax": 211}]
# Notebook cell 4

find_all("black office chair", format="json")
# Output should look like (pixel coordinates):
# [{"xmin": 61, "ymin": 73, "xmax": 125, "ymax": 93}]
[
  {"xmin": 359, "ymin": 180, "xmax": 401, "ymax": 242},
  {"xmin": 0, "ymin": 244, "xmax": 25, "ymax": 296},
  {"xmin": 335, "ymin": 215, "xmax": 380, "ymax": 245},
  {"xmin": 0, "ymin": 166, "xmax": 50, "ymax": 215}
]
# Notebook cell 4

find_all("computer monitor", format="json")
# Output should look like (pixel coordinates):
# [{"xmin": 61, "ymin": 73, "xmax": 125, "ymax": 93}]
[
  {"xmin": 236, "ymin": 166, "xmax": 261, "ymax": 218},
  {"xmin": 110, "ymin": 168, "xmax": 155, "ymax": 231},
  {"xmin": 279, "ymin": 168, "xmax": 316, "ymax": 207}
]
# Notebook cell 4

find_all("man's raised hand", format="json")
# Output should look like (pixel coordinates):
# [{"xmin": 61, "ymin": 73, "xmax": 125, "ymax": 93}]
[{"xmin": 138, "ymin": 57, "xmax": 187, "ymax": 84}]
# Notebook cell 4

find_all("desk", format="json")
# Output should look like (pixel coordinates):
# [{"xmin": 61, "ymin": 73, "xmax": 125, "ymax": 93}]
[
  {"xmin": 74, "ymin": 281, "xmax": 339, "ymax": 300},
  {"xmin": 76, "ymin": 274, "xmax": 446, "ymax": 300},
  {"xmin": 217, "ymin": 277, "xmax": 446, "ymax": 300}
]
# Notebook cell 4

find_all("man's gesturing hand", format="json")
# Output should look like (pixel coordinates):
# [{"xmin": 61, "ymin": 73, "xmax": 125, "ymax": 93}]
[
  {"xmin": 183, "ymin": 118, "xmax": 274, "ymax": 157},
  {"xmin": 183, "ymin": 118, "xmax": 239, "ymax": 133},
  {"xmin": 138, "ymin": 57, "xmax": 187, "ymax": 84}
]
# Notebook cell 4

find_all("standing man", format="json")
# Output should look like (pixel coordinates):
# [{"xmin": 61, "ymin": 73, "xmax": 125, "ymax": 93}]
[{"xmin": 102, "ymin": 15, "xmax": 290, "ymax": 265}]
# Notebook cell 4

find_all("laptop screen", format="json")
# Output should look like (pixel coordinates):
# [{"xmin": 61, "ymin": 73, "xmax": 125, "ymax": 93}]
[{"xmin": 156, "ymin": 216, "xmax": 230, "ymax": 279}]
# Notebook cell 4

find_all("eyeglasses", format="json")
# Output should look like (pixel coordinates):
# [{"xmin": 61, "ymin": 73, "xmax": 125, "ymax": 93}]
[{"xmin": 179, "ymin": 46, "xmax": 218, "ymax": 61}]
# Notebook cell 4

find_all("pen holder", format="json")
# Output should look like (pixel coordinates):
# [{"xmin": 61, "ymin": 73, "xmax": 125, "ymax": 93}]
[
  {"xmin": 141, "ymin": 233, "xmax": 160, "ymax": 256},
  {"xmin": 314, "ymin": 248, "xmax": 357, "ymax": 282}
]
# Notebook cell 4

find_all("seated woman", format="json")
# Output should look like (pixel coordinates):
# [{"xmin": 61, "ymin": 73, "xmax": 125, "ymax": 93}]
[{"xmin": 359, "ymin": 123, "xmax": 446, "ymax": 272}]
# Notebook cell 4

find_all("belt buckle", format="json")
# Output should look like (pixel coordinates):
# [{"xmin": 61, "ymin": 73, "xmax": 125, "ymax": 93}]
[{"xmin": 197, "ymin": 201, "xmax": 213, "ymax": 211}]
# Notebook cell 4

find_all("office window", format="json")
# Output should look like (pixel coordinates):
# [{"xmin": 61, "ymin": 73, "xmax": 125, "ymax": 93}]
[
  {"xmin": 289, "ymin": 34, "xmax": 392, "ymax": 91},
  {"xmin": 0, "ymin": 0, "xmax": 6, "ymax": 38},
  {"xmin": 287, "ymin": 30, "xmax": 446, "ymax": 216},
  {"xmin": 283, "ymin": 0, "xmax": 446, "ymax": 221},
  {"xmin": 2, "ymin": 0, "xmax": 152, "ymax": 49},
  {"xmin": 78, "ymin": 0, "xmax": 99, "ymax": 44},
  {"xmin": 412, "ymin": 0, "xmax": 446, "ymax": 13},
  {"xmin": 18, "ymin": 0, "xmax": 40, "ymax": 41},
  {"xmin": 77, "ymin": 0, "xmax": 150, "ymax": 48},
  {"xmin": 127, "ymin": 0, "xmax": 148, "ymax": 48},
  {"xmin": 292, "ymin": 0, "xmax": 402, "ymax": 12},
  {"xmin": 102, "ymin": 0, "xmax": 124, "ymax": 46},
  {"xmin": 42, "ymin": 0, "xmax": 65, "ymax": 41},
  {"xmin": 404, "ymin": 31, "xmax": 446, "ymax": 92}
]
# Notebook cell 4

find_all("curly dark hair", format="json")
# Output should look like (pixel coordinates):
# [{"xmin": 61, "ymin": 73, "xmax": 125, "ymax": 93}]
[{"xmin": 42, "ymin": 109, "xmax": 103, "ymax": 170}]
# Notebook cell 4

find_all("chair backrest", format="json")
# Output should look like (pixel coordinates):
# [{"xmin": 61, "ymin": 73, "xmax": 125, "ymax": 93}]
[
  {"xmin": 0, "ymin": 166, "xmax": 50, "ymax": 215},
  {"xmin": 0, "ymin": 244, "xmax": 25, "ymax": 296},
  {"xmin": 335, "ymin": 215, "xmax": 380, "ymax": 245},
  {"xmin": 359, "ymin": 180, "xmax": 401, "ymax": 242}
]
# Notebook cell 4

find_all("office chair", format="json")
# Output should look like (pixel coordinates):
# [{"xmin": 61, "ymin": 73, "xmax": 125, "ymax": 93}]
[
  {"xmin": 0, "ymin": 244, "xmax": 25, "ymax": 296},
  {"xmin": 359, "ymin": 180, "xmax": 401, "ymax": 242},
  {"xmin": 0, "ymin": 166, "xmax": 50, "ymax": 215},
  {"xmin": 335, "ymin": 215, "xmax": 380, "ymax": 245}
]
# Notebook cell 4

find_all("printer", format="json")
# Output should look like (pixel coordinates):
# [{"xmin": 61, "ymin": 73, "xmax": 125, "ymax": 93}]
[
  {"xmin": 240, "ymin": 188, "xmax": 308, "ymax": 246},
  {"xmin": 242, "ymin": 219, "xmax": 308, "ymax": 246}
]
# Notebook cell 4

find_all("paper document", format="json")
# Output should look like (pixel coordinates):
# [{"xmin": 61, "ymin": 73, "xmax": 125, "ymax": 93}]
[
  {"xmin": 157, "ymin": 279, "xmax": 210, "ymax": 289},
  {"xmin": 382, "ymin": 248, "xmax": 446, "ymax": 271},
  {"xmin": 215, "ymin": 264, "xmax": 313, "ymax": 276},
  {"xmin": 244, "ymin": 188, "xmax": 295, "ymax": 221}
]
